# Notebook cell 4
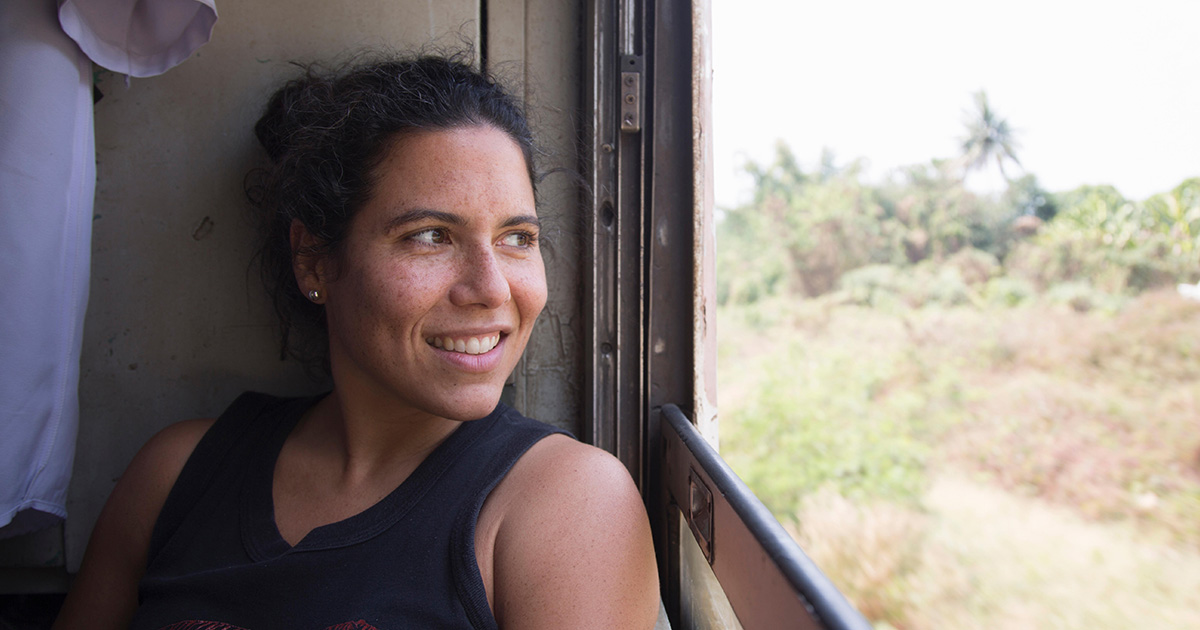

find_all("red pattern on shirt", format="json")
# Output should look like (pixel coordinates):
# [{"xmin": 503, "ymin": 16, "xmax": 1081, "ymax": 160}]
[{"xmin": 157, "ymin": 620, "xmax": 378, "ymax": 630}]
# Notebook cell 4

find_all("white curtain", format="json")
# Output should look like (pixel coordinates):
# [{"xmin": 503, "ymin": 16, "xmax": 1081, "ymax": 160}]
[{"xmin": 0, "ymin": 0, "xmax": 216, "ymax": 538}]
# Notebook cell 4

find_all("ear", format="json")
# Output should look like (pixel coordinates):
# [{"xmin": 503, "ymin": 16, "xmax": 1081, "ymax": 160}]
[{"xmin": 290, "ymin": 219, "xmax": 328, "ymax": 300}]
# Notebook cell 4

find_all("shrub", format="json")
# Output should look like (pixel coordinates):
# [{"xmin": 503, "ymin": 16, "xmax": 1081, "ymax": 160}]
[
  {"xmin": 983, "ymin": 275, "xmax": 1036, "ymax": 307},
  {"xmin": 1043, "ymin": 281, "xmax": 1125, "ymax": 313},
  {"xmin": 838, "ymin": 264, "xmax": 976, "ymax": 309},
  {"xmin": 786, "ymin": 490, "xmax": 937, "ymax": 627},
  {"xmin": 721, "ymin": 343, "xmax": 931, "ymax": 516},
  {"xmin": 839, "ymin": 264, "xmax": 904, "ymax": 308},
  {"xmin": 946, "ymin": 247, "xmax": 1000, "ymax": 286},
  {"xmin": 923, "ymin": 266, "xmax": 974, "ymax": 307}
]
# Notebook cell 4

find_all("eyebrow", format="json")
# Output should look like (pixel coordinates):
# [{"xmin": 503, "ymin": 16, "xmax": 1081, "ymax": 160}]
[
  {"xmin": 383, "ymin": 208, "xmax": 542, "ymax": 233},
  {"xmin": 383, "ymin": 209, "xmax": 466, "ymax": 234},
  {"xmin": 501, "ymin": 214, "xmax": 542, "ymax": 230}
]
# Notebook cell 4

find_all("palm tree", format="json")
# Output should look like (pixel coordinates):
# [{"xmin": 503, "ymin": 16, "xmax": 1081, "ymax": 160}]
[{"xmin": 959, "ymin": 90, "xmax": 1021, "ymax": 182}]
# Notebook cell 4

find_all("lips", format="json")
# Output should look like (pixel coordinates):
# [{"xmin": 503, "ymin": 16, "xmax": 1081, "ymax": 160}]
[{"xmin": 426, "ymin": 333, "xmax": 501, "ymax": 355}]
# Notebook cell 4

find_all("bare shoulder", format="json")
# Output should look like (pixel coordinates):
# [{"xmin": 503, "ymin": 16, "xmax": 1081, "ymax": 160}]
[
  {"xmin": 501, "ymin": 433, "xmax": 642, "ymax": 504},
  {"xmin": 91, "ymin": 416, "xmax": 217, "ymax": 557},
  {"xmin": 53, "ymin": 417, "xmax": 215, "ymax": 630},
  {"xmin": 130, "ymin": 417, "xmax": 217, "ymax": 492},
  {"xmin": 487, "ymin": 434, "xmax": 659, "ymax": 629}
]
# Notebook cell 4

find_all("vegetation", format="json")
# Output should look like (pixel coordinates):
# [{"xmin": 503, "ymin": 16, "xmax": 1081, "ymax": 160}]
[
  {"xmin": 717, "ymin": 144, "xmax": 1200, "ymax": 313},
  {"xmin": 716, "ymin": 112, "xmax": 1200, "ymax": 628},
  {"xmin": 959, "ymin": 90, "xmax": 1022, "ymax": 182}
]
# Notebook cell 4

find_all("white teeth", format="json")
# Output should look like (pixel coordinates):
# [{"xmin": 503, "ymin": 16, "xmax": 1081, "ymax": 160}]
[{"xmin": 428, "ymin": 334, "xmax": 502, "ymax": 355}]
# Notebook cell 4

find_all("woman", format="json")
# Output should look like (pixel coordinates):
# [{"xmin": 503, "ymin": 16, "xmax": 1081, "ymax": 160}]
[{"xmin": 54, "ymin": 54, "xmax": 659, "ymax": 629}]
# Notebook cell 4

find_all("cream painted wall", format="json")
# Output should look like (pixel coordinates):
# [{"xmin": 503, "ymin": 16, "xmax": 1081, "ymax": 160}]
[{"xmin": 66, "ymin": 0, "xmax": 582, "ymax": 571}]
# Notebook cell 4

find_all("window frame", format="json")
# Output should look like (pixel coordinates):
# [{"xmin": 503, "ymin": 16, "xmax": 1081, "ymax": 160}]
[{"xmin": 583, "ymin": 1, "xmax": 871, "ymax": 627}]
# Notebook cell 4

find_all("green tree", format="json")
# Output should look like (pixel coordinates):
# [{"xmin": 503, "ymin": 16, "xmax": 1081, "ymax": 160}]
[
  {"xmin": 879, "ymin": 159, "xmax": 1003, "ymax": 262},
  {"xmin": 1005, "ymin": 174, "xmax": 1057, "ymax": 221},
  {"xmin": 959, "ymin": 91, "xmax": 1021, "ymax": 182},
  {"xmin": 1144, "ymin": 177, "xmax": 1200, "ymax": 257},
  {"xmin": 717, "ymin": 143, "xmax": 895, "ymax": 302},
  {"xmin": 1007, "ymin": 182, "xmax": 1199, "ymax": 294}
]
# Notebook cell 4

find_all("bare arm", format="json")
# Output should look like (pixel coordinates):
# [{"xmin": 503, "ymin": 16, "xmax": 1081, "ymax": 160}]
[
  {"xmin": 487, "ymin": 435, "xmax": 660, "ymax": 629},
  {"xmin": 52, "ymin": 418, "xmax": 214, "ymax": 630}
]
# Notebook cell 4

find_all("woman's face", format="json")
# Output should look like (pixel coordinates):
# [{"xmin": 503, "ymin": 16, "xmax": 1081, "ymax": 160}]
[{"xmin": 319, "ymin": 125, "xmax": 546, "ymax": 422}]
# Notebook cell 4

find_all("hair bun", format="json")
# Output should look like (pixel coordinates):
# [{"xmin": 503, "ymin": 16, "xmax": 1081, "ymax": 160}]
[{"xmin": 254, "ymin": 75, "xmax": 322, "ymax": 163}]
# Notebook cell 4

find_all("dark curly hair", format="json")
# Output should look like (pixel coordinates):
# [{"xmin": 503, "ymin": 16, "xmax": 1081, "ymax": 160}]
[{"xmin": 247, "ymin": 52, "xmax": 537, "ymax": 370}]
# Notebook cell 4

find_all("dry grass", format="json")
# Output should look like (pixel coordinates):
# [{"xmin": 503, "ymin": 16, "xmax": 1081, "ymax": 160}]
[
  {"xmin": 786, "ymin": 490, "xmax": 969, "ymax": 629},
  {"xmin": 719, "ymin": 288, "xmax": 1200, "ymax": 628},
  {"xmin": 922, "ymin": 475, "xmax": 1200, "ymax": 629},
  {"xmin": 937, "ymin": 290, "xmax": 1200, "ymax": 544},
  {"xmin": 784, "ymin": 478, "xmax": 1200, "ymax": 630}
]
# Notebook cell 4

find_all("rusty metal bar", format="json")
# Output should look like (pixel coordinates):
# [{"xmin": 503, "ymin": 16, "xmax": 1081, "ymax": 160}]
[{"xmin": 582, "ymin": 0, "xmax": 646, "ymax": 489}]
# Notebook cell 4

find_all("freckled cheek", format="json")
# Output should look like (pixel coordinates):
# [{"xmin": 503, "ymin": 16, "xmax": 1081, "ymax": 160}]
[
  {"xmin": 512, "ymin": 265, "xmax": 548, "ymax": 319},
  {"xmin": 349, "ymin": 264, "xmax": 444, "ymax": 328},
  {"xmin": 390, "ymin": 265, "xmax": 457, "ymax": 303}
]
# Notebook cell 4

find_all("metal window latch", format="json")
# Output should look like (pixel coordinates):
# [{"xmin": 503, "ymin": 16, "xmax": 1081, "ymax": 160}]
[
  {"xmin": 620, "ymin": 55, "xmax": 642, "ymax": 133},
  {"xmin": 688, "ymin": 467, "xmax": 715, "ymax": 563}
]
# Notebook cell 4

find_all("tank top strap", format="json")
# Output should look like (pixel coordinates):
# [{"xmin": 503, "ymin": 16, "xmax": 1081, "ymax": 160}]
[
  {"xmin": 450, "ymin": 405, "xmax": 571, "ymax": 629},
  {"xmin": 146, "ymin": 392, "xmax": 314, "ymax": 566}
]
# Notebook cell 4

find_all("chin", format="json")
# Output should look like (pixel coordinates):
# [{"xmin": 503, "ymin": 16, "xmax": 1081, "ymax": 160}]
[{"xmin": 421, "ymin": 385, "xmax": 506, "ymax": 422}]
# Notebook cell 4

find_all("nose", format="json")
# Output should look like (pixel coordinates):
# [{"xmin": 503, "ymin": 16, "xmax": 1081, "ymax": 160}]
[{"xmin": 449, "ymin": 245, "xmax": 511, "ymax": 308}]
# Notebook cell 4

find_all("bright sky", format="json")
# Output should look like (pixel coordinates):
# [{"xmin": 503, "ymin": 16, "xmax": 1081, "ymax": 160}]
[{"xmin": 712, "ymin": 0, "xmax": 1200, "ymax": 207}]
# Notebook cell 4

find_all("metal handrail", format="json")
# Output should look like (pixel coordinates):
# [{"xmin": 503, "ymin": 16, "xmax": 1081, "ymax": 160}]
[{"xmin": 660, "ymin": 404, "xmax": 872, "ymax": 630}]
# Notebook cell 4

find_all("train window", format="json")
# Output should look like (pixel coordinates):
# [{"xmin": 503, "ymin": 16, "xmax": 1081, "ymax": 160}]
[
  {"xmin": 583, "ymin": 1, "xmax": 869, "ymax": 627},
  {"xmin": 712, "ymin": 2, "xmax": 1200, "ymax": 629}
]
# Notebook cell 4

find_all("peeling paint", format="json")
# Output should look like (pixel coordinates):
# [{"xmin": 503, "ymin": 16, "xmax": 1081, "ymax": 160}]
[{"xmin": 692, "ymin": 0, "xmax": 719, "ymax": 450}]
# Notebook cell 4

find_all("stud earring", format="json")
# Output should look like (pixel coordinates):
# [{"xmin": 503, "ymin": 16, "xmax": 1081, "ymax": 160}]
[{"xmin": 307, "ymin": 289, "xmax": 321, "ymax": 302}]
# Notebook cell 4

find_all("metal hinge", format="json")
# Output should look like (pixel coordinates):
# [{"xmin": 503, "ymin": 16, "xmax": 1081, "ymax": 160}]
[{"xmin": 620, "ymin": 55, "xmax": 642, "ymax": 133}]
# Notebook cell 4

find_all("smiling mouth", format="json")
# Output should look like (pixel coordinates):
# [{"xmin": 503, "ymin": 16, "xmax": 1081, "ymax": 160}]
[{"xmin": 426, "ymin": 333, "xmax": 502, "ymax": 355}]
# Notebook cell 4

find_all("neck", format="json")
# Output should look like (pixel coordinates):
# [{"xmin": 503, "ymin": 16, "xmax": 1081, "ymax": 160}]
[{"xmin": 298, "ymin": 387, "xmax": 463, "ymax": 482}]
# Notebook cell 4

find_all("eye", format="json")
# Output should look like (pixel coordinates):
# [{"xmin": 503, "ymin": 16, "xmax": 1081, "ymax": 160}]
[
  {"xmin": 409, "ymin": 227, "xmax": 450, "ymax": 245},
  {"xmin": 500, "ymin": 231, "xmax": 537, "ymax": 248}
]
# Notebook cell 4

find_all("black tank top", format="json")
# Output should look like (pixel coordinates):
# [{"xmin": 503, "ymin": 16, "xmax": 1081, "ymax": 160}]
[{"xmin": 130, "ymin": 392, "xmax": 568, "ymax": 630}]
